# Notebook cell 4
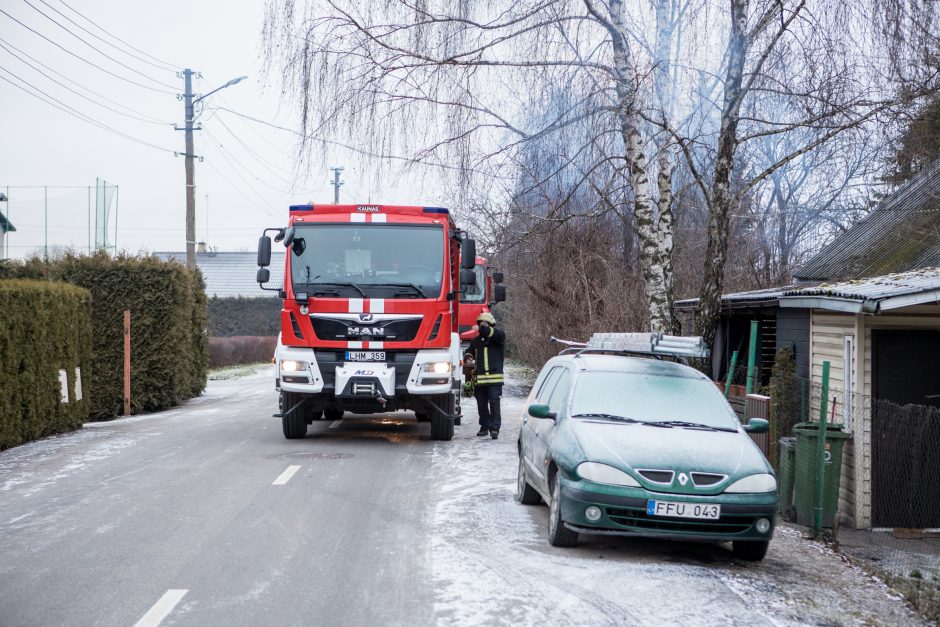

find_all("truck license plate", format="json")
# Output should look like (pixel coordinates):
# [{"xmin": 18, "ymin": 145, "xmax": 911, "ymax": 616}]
[
  {"xmin": 345, "ymin": 351, "xmax": 385, "ymax": 362},
  {"xmin": 647, "ymin": 500, "xmax": 720, "ymax": 520}
]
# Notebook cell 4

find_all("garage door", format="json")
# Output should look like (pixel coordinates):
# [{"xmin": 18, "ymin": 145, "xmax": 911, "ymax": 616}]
[{"xmin": 871, "ymin": 330, "xmax": 940, "ymax": 528}]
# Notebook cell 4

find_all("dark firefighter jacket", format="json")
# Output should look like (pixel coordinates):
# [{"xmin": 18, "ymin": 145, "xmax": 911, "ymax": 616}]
[{"xmin": 466, "ymin": 326, "xmax": 505, "ymax": 385}]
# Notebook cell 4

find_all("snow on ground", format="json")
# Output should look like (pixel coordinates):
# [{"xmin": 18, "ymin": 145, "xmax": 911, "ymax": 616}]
[{"xmin": 429, "ymin": 375, "xmax": 927, "ymax": 626}]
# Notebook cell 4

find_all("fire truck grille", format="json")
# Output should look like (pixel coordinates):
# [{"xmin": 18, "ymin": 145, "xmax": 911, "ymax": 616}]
[{"xmin": 309, "ymin": 317, "xmax": 422, "ymax": 342}]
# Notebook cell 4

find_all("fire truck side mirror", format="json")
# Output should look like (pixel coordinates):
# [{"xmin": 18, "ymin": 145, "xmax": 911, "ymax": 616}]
[
  {"xmin": 492, "ymin": 271, "xmax": 504, "ymax": 284},
  {"xmin": 257, "ymin": 236, "xmax": 272, "ymax": 267},
  {"xmin": 493, "ymin": 284, "xmax": 506, "ymax": 303},
  {"xmin": 460, "ymin": 268, "xmax": 476, "ymax": 286},
  {"xmin": 283, "ymin": 226, "xmax": 296, "ymax": 247},
  {"xmin": 461, "ymin": 238, "xmax": 476, "ymax": 270},
  {"xmin": 256, "ymin": 267, "xmax": 270, "ymax": 284}
]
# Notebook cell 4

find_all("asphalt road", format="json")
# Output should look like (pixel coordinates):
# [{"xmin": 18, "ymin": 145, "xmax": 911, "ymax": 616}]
[{"xmin": 0, "ymin": 366, "xmax": 927, "ymax": 626}]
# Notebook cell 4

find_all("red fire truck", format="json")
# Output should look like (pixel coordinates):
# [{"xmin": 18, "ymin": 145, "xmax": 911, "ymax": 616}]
[
  {"xmin": 256, "ymin": 203, "xmax": 478, "ymax": 441},
  {"xmin": 457, "ymin": 256, "xmax": 506, "ymax": 341}
]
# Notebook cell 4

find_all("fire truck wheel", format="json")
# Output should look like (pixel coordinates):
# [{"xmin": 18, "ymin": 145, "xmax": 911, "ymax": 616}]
[
  {"xmin": 281, "ymin": 393, "xmax": 308, "ymax": 439},
  {"xmin": 325, "ymin": 407, "xmax": 344, "ymax": 421},
  {"xmin": 429, "ymin": 395, "xmax": 455, "ymax": 441}
]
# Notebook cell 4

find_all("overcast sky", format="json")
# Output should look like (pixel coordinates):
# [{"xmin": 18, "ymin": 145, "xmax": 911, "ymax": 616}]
[{"xmin": 0, "ymin": 0, "xmax": 442, "ymax": 258}]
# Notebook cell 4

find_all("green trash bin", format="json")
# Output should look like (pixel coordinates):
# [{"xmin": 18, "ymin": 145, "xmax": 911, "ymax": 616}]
[
  {"xmin": 777, "ymin": 437, "xmax": 797, "ymax": 520},
  {"xmin": 793, "ymin": 422, "xmax": 852, "ymax": 528}
]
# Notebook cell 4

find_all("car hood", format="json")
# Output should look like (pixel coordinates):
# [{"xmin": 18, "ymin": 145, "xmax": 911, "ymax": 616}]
[{"xmin": 567, "ymin": 418, "xmax": 771, "ymax": 496}]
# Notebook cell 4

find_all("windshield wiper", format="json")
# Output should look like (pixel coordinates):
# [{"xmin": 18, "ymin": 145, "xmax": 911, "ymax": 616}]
[
  {"xmin": 652, "ymin": 420, "xmax": 737, "ymax": 432},
  {"xmin": 303, "ymin": 282, "xmax": 367, "ymax": 298},
  {"xmin": 368, "ymin": 282, "xmax": 427, "ymax": 298},
  {"xmin": 572, "ymin": 413, "xmax": 640, "ymax": 424}
]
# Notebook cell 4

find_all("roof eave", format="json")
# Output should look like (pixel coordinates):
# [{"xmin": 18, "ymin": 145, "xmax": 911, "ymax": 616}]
[
  {"xmin": 877, "ymin": 288, "xmax": 940, "ymax": 312},
  {"xmin": 779, "ymin": 296, "xmax": 864, "ymax": 314}
]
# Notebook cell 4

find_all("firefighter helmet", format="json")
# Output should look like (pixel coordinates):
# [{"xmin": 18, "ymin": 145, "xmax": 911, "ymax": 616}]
[{"xmin": 476, "ymin": 312, "xmax": 496, "ymax": 325}]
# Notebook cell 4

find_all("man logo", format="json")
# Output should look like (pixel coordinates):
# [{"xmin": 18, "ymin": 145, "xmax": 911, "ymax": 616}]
[
  {"xmin": 348, "ymin": 327, "xmax": 385, "ymax": 336},
  {"xmin": 678, "ymin": 473, "xmax": 689, "ymax": 486},
  {"xmin": 358, "ymin": 313, "xmax": 376, "ymax": 323}
]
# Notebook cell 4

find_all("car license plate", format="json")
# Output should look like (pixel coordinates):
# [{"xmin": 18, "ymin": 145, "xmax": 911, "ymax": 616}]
[
  {"xmin": 345, "ymin": 351, "xmax": 385, "ymax": 362},
  {"xmin": 647, "ymin": 500, "xmax": 721, "ymax": 520}
]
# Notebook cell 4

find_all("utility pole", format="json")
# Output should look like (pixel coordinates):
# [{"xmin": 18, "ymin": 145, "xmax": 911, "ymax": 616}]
[
  {"xmin": 330, "ymin": 167, "xmax": 344, "ymax": 204},
  {"xmin": 177, "ymin": 68, "xmax": 199, "ymax": 269}
]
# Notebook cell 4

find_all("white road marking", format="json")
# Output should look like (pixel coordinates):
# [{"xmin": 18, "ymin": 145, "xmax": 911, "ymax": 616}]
[
  {"xmin": 272, "ymin": 465, "xmax": 301, "ymax": 485},
  {"xmin": 329, "ymin": 419, "xmax": 343, "ymax": 429},
  {"xmin": 133, "ymin": 589, "xmax": 187, "ymax": 627}
]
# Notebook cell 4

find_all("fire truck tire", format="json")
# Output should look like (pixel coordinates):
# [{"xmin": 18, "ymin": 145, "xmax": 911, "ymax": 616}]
[
  {"xmin": 430, "ymin": 395, "xmax": 455, "ymax": 441},
  {"xmin": 281, "ymin": 393, "xmax": 308, "ymax": 439},
  {"xmin": 325, "ymin": 408, "xmax": 344, "ymax": 421}
]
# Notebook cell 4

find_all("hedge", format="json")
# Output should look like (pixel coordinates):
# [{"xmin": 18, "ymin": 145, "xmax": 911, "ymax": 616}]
[
  {"xmin": 209, "ymin": 336, "xmax": 277, "ymax": 368},
  {"xmin": 208, "ymin": 296, "xmax": 282, "ymax": 337},
  {"xmin": 0, "ymin": 253, "xmax": 208, "ymax": 420},
  {"xmin": 0, "ymin": 280, "xmax": 92, "ymax": 450}
]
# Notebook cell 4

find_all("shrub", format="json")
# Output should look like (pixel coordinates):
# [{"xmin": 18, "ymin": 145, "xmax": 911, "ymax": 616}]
[
  {"xmin": 207, "ymin": 297, "xmax": 282, "ymax": 337},
  {"xmin": 0, "ymin": 280, "xmax": 92, "ymax": 450},
  {"xmin": 208, "ymin": 336, "xmax": 277, "ymax": 368},
  {"xmin": 0, "ymin": 253, "xmax": 208, "ymax": 420}
]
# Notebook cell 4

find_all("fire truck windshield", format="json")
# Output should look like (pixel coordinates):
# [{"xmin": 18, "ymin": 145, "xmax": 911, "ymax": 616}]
[
  {"xmin": 289, "ymin": 224, "xmax": 445, "ymax": 298},
  {"xmin": 462, "ymin": 264, "xmax": 487, "ymax": 304}
]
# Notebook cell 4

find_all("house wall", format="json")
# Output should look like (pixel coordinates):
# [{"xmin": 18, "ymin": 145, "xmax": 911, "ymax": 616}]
[
  {"xmin": 809, "ymin": 311, "xmax": 860, "ymax": 528},
  {"xmin": 776, "ymin": 309, "xmax": 810, "ymax": 379}
]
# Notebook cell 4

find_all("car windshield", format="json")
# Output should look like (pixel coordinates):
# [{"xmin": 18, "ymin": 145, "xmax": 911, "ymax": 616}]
[
  {"xmin": 462, "ymin": 264, "xmax": 487, "ymax": 303},
  {"xmin": 570, "ymin": 371, "xmax": 740, "ymax": 430},
  {"xmin": 289, "ymin": 224, "xmax": 444, "ymax": 298}
]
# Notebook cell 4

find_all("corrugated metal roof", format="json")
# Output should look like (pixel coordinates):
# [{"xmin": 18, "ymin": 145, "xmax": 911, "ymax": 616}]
[
  {"xmin": 782, "ymin": 267, "xmax": 940, "ymax": 301},
  {"xmin": 154, "ymin": 251, "xmax": 285, "ymax": 299},
  {"xmin": 675, "ymin": 284, "xmax": 811, "ymax": 310},
  {"xmin": 795, "ymin": 159, "xmax": 940, "ymax": 281}
]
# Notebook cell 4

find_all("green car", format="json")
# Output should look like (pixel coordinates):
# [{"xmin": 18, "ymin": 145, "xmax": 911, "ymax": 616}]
[{"xmin": 517, "ymin": 351, "xmax": 777, "ymax": 560}]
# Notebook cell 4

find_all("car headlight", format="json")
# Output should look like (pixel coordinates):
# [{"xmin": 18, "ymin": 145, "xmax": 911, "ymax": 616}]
[
  {"xmin": 280, "ymin": 360, "xmax": 308, "ymax": 372},
  {"xmin": 576, "ymin": 462, "xmax": 641, "ymax": 487},
  {"xmin": 421, "ymin": 361, "xmax": 452, "ymax": 374},
  {"xmin": 724, "ymin": 473, "xmax": 777, "ymax": 493}
]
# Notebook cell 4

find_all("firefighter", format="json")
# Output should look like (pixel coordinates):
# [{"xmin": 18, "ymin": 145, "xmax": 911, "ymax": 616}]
[{"xmin": 464, "ymin": 312, "xmax": 505, "ymax": 439}]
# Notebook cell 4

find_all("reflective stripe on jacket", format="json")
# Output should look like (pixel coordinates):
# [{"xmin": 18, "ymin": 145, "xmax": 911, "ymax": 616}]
[{"xmin": 466, "ymin": 325, "xmax": 505, "ymax": 386}]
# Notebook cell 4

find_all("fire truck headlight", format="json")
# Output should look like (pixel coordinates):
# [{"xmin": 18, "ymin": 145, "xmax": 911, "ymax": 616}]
[
  {"xmin": 281, "ymin": 360, "xmax": 308, "ymax": 372},
  {"xmin": 421, "ymin": 362, "xmax": 452, "ymax": 374}
]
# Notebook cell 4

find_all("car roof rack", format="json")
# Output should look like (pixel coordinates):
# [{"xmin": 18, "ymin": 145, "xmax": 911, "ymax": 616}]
[{"xmin": 550, "ymin": 332, "xmax": 709, "ymax": 360}]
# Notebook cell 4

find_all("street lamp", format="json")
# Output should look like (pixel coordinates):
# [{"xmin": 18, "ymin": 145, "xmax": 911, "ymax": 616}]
[{"xmin": 178, "ymin": 71, "xmax": 248, "ymax": 269}]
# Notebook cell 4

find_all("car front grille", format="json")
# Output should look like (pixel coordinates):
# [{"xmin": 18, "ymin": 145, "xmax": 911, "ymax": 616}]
[
  {"xmin": 691, "ymin": 472, "xmax": 727, "ymax": 487},
  {"xmin": 606, "ymin": 507, "xmax": 756, "ymax": 534},
  {"xmin": 637, "ymin": 469, "xmax": 674, "ymax": 484}
]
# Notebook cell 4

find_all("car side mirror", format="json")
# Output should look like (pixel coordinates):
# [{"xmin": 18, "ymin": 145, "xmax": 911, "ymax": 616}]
[
  {"xmin": 493, "ymin": 271, "xmax": 504, "ymax": 284},
  {"xmin": 283, "ymin": 226, "xmax": 296, "ymax": 247},
  {"xmin": 460, "ymin": 268, "xmax": 476, "ymax": 287},
  {"xmin": 493, "ymin": 284, "xmax": 506, "ymax": 303},
  {"xmin": 461, "ymin": 237, "xmax": 476, "ymax": 270},
  {"xmin": 257, "ymin": 235, "xmax": 272, "ymax": 267},
  {"xmin": 528, "ymin": 403, "xmax": 556, "ymax": 420},
  {"xmin": 743, "ymin": 418, "xmax": 769, "ymax": 434},
  {"xmin": 256, "ymin": 267, "xmax": 270, "ymax": 285}
]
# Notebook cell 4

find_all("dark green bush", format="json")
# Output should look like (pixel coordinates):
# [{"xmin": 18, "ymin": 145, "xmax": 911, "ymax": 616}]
[
  {"xmin": 0, "ymin": 280, "xmax": 92, "ymax": 450},
  {"xmin": 208, "ymin": 297, "xmax": 282, "ymax": 337},
  {"xmin": 208, "ymin": 336, "xmax": 277, "ymax": 368},
  {"xmin": 0, "ymin": 253, "xmax": 208, "ymax": 420}
]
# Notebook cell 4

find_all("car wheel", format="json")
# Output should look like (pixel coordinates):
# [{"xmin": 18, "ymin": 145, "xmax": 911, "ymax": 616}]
[
  {"xmin": 547, "ymin": 475, "xmax": 578, "ymax": 547},
  {"xmin": 732, "ymin": 540, "xmax": 769, "ymax": 561},
  {"xmin": 516, "ymin": 454, "xmax": 541, "ymax": 505},
  {"xmin": 324, "ymin": 408, "xmax": 343, "ymax": 421}
]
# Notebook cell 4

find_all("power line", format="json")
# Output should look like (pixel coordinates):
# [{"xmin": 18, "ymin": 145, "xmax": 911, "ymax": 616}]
[
  {"xmin": 202, "ymin": 126, "xmax": 297, "ymax": 201},
  {"xmin": 0, "ymin": 41, "xmax": 172, "ymax": 125},
  {"xmin": 202, "ymin": 158, "xmax": 278, "ymax": 218},
  {"xmin": 0, "ymin": 6, "xmax": 177, "ymax": 94},
  {"xmin": 20, "ymin": 0, "xmax": 178, "ymax": 89},
  {"xmin": 36, "ymin": 0, "xmax": 178, "ymax": 73},
  {"xmin": 0, "ymin": 66, "xmax": 177, "ymax": 154},
  {"xmin": 0, "ymin": 37, "xmax": 168, "ymax": 123},
  {"xmin": 56, "ymin": 0, "xmax": 180, "ymax": 71}
]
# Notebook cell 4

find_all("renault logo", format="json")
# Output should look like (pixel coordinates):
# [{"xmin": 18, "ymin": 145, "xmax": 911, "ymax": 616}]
[
  {"xmin": 358, "ymin": 313, "xmax": 376, "ymax": 323},
  {"xmin": 677, "ymin": 473, "xmax": 689, "ymax": 486}
]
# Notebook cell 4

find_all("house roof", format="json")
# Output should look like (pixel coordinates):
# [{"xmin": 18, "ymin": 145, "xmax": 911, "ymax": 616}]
[
  {"xmin": 0, "ymin": 211, "xmax": 15, "ymax": 233},
  {"xmin": 795, "ymin": 160, "xmax": 940, "ymax": 281},
  {"xmin": 780, "ymin": 267, "xmax": 940, "ymax": 314},
  {"xmin": 675, "ymin": 285, "xmax": 802, "ymax": 311},
  {"xmin": 154, "ymin": 251, "xmax": 285, "ymax": 299}
]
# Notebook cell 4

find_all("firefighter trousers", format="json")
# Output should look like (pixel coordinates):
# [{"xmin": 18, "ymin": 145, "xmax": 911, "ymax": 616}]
[{"xmin": 474, "ymin": 384, "xmax": 502, "ymax": 431}]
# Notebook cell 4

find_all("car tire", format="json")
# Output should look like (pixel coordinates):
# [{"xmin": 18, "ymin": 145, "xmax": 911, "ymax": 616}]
[
  {"xmin": 732, "ymin": 540, "xmax": 769, "ymax": 561},
  {"xmin": 324, "ymin": 408, "xmax": 343, "ymax": 421},
  {"xmin": 548, "ymin": 475, "xmax": 578, "ymax": 547},
  {"xmin": 516, "ymin": 454, "xmax": 541, "ymax": 505}
]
